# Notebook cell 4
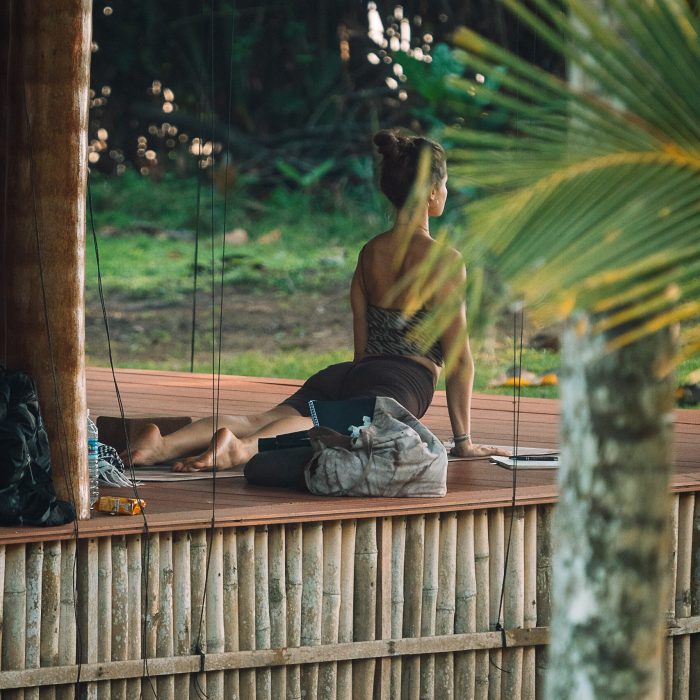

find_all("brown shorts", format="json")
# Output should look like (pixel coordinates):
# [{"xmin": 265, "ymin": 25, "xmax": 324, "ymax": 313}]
[{"xmin": 279, "ymin": 355, "xmax": 435, "ymax": 419}]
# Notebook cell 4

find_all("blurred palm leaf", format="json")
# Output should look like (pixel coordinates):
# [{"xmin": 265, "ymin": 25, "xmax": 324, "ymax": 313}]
[{"xmin": 438, "ymin": 0, "xmax": 700, "ymax": 358}]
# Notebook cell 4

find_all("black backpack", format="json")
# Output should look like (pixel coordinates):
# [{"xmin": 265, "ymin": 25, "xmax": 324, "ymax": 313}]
[{"xmin": 0, "ymin": 366, "xmax": 75, "ymax": 526}]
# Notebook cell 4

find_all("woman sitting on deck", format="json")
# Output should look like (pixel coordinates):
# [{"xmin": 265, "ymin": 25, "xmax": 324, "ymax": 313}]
[{"xmin": 127, "ymin": 130, "xmax": 508, "ymax": 471}]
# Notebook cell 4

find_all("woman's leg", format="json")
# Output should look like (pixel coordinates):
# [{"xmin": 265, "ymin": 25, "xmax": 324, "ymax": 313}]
[
  {"xmin": 171, "ymin": 413, "xmax": 314, "ymax": 472},
  {"xmin": 124, "ymin": 405, "xmax": 305, "ymax": 465}
]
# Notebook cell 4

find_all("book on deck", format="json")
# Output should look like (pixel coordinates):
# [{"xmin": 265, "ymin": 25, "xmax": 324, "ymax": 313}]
[{"xmin": 308, "ymin": 398, "xmax": 376, "ymax": 434}]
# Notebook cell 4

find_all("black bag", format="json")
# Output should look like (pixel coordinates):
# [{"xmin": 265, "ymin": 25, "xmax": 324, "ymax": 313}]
[{"xmin": 0, "ymin": 366, "xmax": 75, "ymax": 526}]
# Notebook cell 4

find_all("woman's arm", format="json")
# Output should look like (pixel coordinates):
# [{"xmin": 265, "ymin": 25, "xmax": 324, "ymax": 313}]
[
  {"xmin": 438, "ymin": 250, "xmax": 509, "ymax": 458},
  {"xmin": 350, "ymin": 261, "xmax": 368, "ymax": 362}
]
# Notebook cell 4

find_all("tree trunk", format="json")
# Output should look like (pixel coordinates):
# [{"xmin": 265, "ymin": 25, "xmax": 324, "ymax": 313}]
[
  {"xmin": 0, "ymin": 0, "xmax": 93, "ymax": 518},
  {"xmin": 545, "ymin": 316, "xmax": 676, "ymax": 699}
]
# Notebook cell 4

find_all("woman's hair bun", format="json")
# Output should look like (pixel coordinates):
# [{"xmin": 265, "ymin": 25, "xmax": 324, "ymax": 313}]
[{"xmin": 373, "ymin": 129, "xmax": 400, "ymax": 158}]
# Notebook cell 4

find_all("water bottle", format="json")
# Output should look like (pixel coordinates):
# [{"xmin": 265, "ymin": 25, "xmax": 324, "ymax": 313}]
[{"xmin": 87, "ymin": 410, "xmax": 100, "ymax": 508}]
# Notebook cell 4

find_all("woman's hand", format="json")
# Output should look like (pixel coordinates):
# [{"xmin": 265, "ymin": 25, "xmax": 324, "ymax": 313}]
[{"xmin": 450, "ymin": 441, "xmax": 511, "ymax": 459}]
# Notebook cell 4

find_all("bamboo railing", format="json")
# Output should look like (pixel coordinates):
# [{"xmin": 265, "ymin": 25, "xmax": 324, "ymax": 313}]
[{"xmin": 0, "ymin": 497, "xmax": 699, "ymax": 698}]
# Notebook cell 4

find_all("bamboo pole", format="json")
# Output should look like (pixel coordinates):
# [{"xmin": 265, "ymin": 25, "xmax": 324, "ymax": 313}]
[
  {"xmin": 390, "ymin": 516, "xmax": 406, "ymax": 699},
  {"xmin": 488, "ymin": 509, "xmax": 504, "ymax": 700},
  {"xmin": 673, "ymin": 494, "xmax": 693, "ymax": 700},
  {"xmin": 254, "ymin": 527, "xmax": 271, "ymax": 700},
  {"xmin": 319, "ymin": 521, "xmax": 342, "ymax": 699},
  {"xmin": 56, "ymin": 539, "xmax": 76, "ymax": 700},
  {"xmin": 268, "ymin": 525, "xmax": 286, "ymax": 700},
  {"xmin": 502, "ymin": 507, "xmax": 525, "ymax": 700},
  {"xmin": 157, "ymin": 533, "xmax": 175, "ymax": 700},
  {"xmin": 420, "ymin": 513, "xmax": 440, "ymax": 699},
  {"xmin": 125, "ymin": 535, "xmax": 142, "ymax": 700},
  {"xmin": 141, "ymin": 534, "xmax": 160, "ymax": 700},
  {"xmin": 222, "ymin": 530, "xmax": 240, "ymax": 700},
  {"xmin": 474, "ymin": 509, "xmax": 490, "ymax": 700},
  {"xmin": 96, "ymin": 538, "xmax": 112, "ymax": 700},
  {"xmin": 3, "ymin": 544, "xmax": 26, "ymax": 700},
  {"xmin": 77, "ymin": 538, "xmax": 99, "ymax": 700},
  {"xmin": 40, "ymin": 540, "xmax": 61, "ymax": 700},
  {"xmin": 301, "ymin": 522, "xmax": 324, "ymax": 699},
  {"xmin": 111, "ymin": 536, "xmax": 128, "ymax": 700},
  {"xmin": 435, "ymin": 512, "xmax": 457, "ymax": 699},
  {"xmin": 173, "ymin": 531, "xmax": 192, "ymax": 700},
  {"xmin": 535, "ymin": 505, "xmax": 553, "ymax": 700},
  {"xmin": 25, "ymin": 542, "xmax": 44, "ymax": 700},
  {"xmin": 376, "ymin": 517, "xmax": 393, "ymax": 698},
  {"xmin": 286, "ymin": 523, "xmax": 303, "ymax": 700},
  {"xmin": 0, "ymin": 0, "xmax": 93, "ymax": 518},
  {"xmin": 691, "ymin": 495, "xmax": 700, "ymax": 700},
  {"xmin": 353, "ymin": 519, "xmax": 378, "ymax": 699},
  {"xmin": 455, "ymin": 511, "xmax": 476, "ymax": 699},
  {"xmin": 522, "ymin": 506, "xmax": 537, "ymax": 700},
  {"xmin": 0, "ymin": 545, "xmax": 4, "ymax": 669},
  {"xmin": 337, "ymin": 520, "xmax": 356, "ymax": 700},
  {"xmin": 665, "ymin": 495, "xmax": 679, "ymax": 698},
  {"xmin": 402, "ymin": 514, "xmax": 425, "ymax": 699},
  {"xmin": 190, "ymin": 528, "xmax": 208, "ymax": 699},
  {"xmin": 206, "ymin": 529, "xmax": 225, "ymax": 700},
  {"xmin": 237, "ymin": 527, "xmax": 256, "ymax": 699}
]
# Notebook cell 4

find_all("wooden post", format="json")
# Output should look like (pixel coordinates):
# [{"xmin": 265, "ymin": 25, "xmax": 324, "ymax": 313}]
[
  {"xmin": 337, "ymin": 520, "xmax": 356, "ymax": 700},
  {"xmin": 0, "ymin": 0, "xmax": 93, "ymax": 518}
]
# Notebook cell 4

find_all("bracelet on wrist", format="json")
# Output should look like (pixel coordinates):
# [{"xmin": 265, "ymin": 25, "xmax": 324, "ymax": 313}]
[{"xmin": 453, "ymin": 433, "xmax": 471, "ymax": 444}]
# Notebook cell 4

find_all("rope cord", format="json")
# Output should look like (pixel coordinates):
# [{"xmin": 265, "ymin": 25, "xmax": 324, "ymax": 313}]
[
  {"xmin": 87, "ymin": 177, "xmax": 160, "ymax": 699},
  {"xmin": 22, "ymin": 75, "xmax": 84, "ymax": 692}
]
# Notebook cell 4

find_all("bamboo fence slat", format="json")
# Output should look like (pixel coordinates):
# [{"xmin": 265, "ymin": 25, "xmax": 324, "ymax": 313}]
[
  {"xmin": 402, "ymin": 514, "xmax": 425, "ymax": 700},
  {"xmin": 173, "ymin": 530, "xmax": 192, "ymax": 700},
  {"xmin": 285, "ymin": 523, "xmax": 303, "ymax": 700},
  {"xmin": 301, "ymin": 522, "xmax": 323, "ymax": 700},
  {"xmin": 673, "ymin": 494, "xmax": 693, "ymax": 700},
  {"xmin": 24, "ymin": 542, "xmax": 42, "ymax": 700},
  {"xmin": 268, "ymin": 525, "xmax": 286, "ymax": 700},
  {"xmin": 454, "ymin": 511, "xmax": 476, "ymax": 699},
  {"xmin": 3, "ymin": 544, "xmax": 26, "ymax": 700},
  {"xmin": 319, "ymin": 520, "xmax": 342, "ymax": 699},
  {"xmin": 254, "ymin": 527, "xmax": 271, "ymax": 700},
  {"xmin": 78, "ymin": 538, "xmax": 99, "ymax": 700},
  {"xmin": 435, "ymin": 512, "xmax": 457, "ymax": 699},
  {"xmin": 376, "ymin": 517, "xmax": 392, "ymax": 698},
  {"xmin": 420, "ymin": 513, "xmax": 440, "ymax": 699},
  {"xmin": 665, "ymin": 495, "xmax": 680, "ymax": 699},
  {"xmin": 96, "ymin": 537, "xmax": 112, "ymax": 700},
  {"xmin": 236, "ymin": 527, "xmax": 256, "ymax": 699},
  {"xmin": 0, "ymin": 545, "xmax": 4, "ymax": 668},
  {"xmin": 157, "ymin": 533, "xmax": 175, "ymax": 700},
  {"xmin": 502, "ymin": 507, "xmax": 525, "ymax": 700},
  {"xmin": 142, "ymin": 533, "xmax": 160, "ymax": 700},
  {"xmin": 190, "ymin": 529, "xmax": 208, "ymax": 699},
  {"xmin": 110, "ymin": 536, "xmax": 128, "ymax": 700},
  {"xmin": 39, "ymin": 540, "xmax": 60, "ymax": 700},
  {"xmin": 353, "ymin": 518, "xmax": 377, "ymax": 699},
  {"xmin": 125, "ymin": 535, "xmax": 142, "ymax": 700},
  {"xmin": 474, "ymin": 510, "xmax": 490, "ymax": 700},
  {"xmin": 206, "ymin": 528, "xmax": 225, "ymax": 700},
  {"xmin": 488, "ymin": 508, "xmax": 504, "ymax": 700},
  {"xmin": 522, "ymin": 507, "xmax": 537, "ymax": 700},
  {"xmin": 535, "ymin": 506, "xmax": 553, "ymax": 700},
  {"xmin": 390, "ymin": 516, "xmax": 406, "ymax": 699},
  {"xmin": 691, "ymin": 496, "xmax": 700, "ymax": 700},
  {"xmin": 337, "ymin": 520, "xmax": 356, "ymax": 700},
  {"xmin": 222, "ymin": 530, "xmax": 240, "ymax": 700}
]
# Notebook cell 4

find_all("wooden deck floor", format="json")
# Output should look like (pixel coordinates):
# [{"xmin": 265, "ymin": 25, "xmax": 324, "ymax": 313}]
[{"xmin": 1, "ymin": 366, "xmax": 699, "ymax": 544}]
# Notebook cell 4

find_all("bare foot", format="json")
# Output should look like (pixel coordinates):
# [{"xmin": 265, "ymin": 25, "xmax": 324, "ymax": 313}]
[
  {"xmin": 172, "ymin": 427, "xmax": 252, "ymax": 472},
  {"xmin": 120, "ymin": 423, "xmax": 168, "ymax": 466}
]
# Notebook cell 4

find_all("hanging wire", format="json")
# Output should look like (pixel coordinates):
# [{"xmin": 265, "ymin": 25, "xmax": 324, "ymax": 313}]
[{"xmin": 86, "ymin": 176, "xmax": 160, "ymax": 699}]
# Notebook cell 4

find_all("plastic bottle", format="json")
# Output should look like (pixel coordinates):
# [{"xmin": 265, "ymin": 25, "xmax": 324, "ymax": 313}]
[{"xmin": 87, "ymin": 410, "xmax": 100, "ymax": 508}]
